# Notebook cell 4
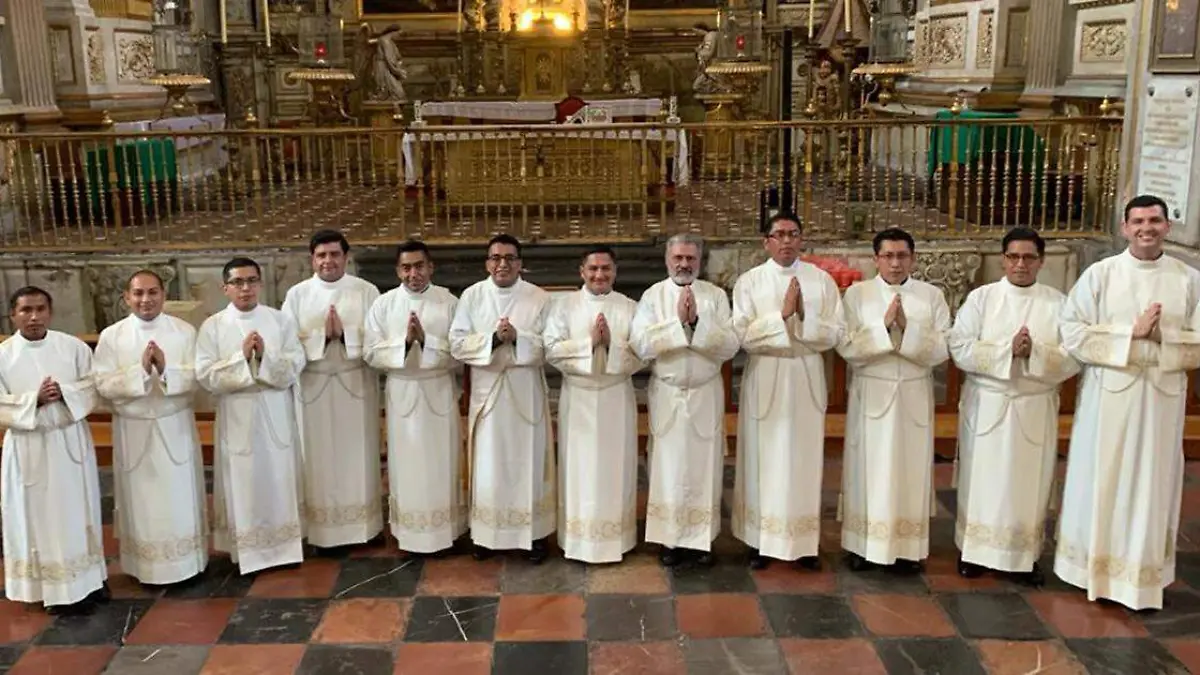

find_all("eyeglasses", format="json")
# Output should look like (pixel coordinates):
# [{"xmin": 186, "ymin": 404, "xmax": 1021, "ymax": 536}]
[
  {"xmin": 767, "ymin": 230, "xmax": 802, "ymax": 241},
  {"xmin": 225, "ymin": 277, "xmax": 261, "ymax": 288},
  {"xmin": 487, "ymin": 254, "xmax": 520, "ymax": 265},
  {"xmin": 1003, "ymin": 253, "xmax": 1041, "ymax": 264}
]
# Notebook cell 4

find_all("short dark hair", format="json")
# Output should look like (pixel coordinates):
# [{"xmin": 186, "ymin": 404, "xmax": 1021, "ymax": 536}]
[
  {"xmin": 126, "ymin": 269, "xmax": 165, "ymax": 291},
  {"xmin": 222, "ymin": 257, "xmax": 262, "ymax": 283},
  {"xmin": 487, "ymin": 233, "xmax": 522, "ymax": 257},
  {"xmin": 9, "ymin": 286, "xmax": 52, "ymax": 312},
  {"xmin": 1001, "ymin": 227, "xmax": 1045, "ymax": 256},
  {"xmin": 761, "ymin": 212, "xmax": 802, "ymax": 237},
  {"xmin": 872, "ymin": 227, "xmax": 915, "ymax": 255},
  {"xmin": 395, "ymin": 239, "xmax": 432, "ymax": 265},
  {"xmin": 1124, "ymin": 194, "xmax": 1169, "ymax": 223},
  {"xmin": 580, "ymin": 245, "xmax": 617, "ymax": 266},
  {"xmin": 309, "ymin": 229, "xmax": 350, "ymax": 254}
]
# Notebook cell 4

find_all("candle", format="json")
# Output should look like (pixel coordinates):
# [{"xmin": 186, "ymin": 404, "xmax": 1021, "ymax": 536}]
[
  {"xmin": 807, "ymin": 0, "xmax": 814, "ymax": 39},
  {"xmin": 262, "ymin": 0, "xmax": 271, "ymax": 48},
  {"xmin": 219, "ymin": 0, "xmax": 227, "ymax": 43},
  {"xmin": 844, "ymin": 0, "xmax": 851, "ymax": 33},
  {"xmin": 624, "ymin": 0, "xmax": 630, "ymax": 31},
  {"xmin": 457, "ymin": 0, "xmax": 463, "ymax": 32}
]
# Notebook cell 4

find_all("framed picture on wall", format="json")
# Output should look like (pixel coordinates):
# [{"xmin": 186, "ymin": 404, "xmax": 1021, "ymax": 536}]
[{"xmin": 1152, "ymin": 0, "xmax": 1200, "ymax": 72}]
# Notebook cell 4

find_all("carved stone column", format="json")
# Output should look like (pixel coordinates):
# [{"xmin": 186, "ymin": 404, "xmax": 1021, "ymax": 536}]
[
  {"xmin": 1017, "ymin": 0, "xmax": 1065, "ymax": 109},
  {"xmin": 3, "ymin": 0, "xmax": 61, "ymax": 120}
]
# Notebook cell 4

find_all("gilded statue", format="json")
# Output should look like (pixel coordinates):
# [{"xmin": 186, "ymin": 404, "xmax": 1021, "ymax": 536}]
[
  {"xmin": 810, "ymin": 59, "xmax": 841, "ymax": 118},
  {"xmin": 692, "ymin": 23, "xmax": 720, "ymax": 94},
  {"xmin": 355, "ymin": 24, "xmax": 409, "ymax": 102}
]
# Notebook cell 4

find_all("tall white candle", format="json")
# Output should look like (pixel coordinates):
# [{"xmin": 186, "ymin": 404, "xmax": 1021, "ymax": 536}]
[
  {"xmin": 807, "ymin": 0, "xmax": 814, "ymax": 39},
  {"xmin": 262, "ymin": 0, "xmax": 271, "ymax": 48},
  {"xmin": 843, "ymin": 0, "xmax": 851, "ymax": 33},
  {"xmin": 624, "ymin": 0, "xmax": 630, "ymax": 31},
  {"xmin": 220, "ymin": 0, "xmax": 228, "ymax": 43}
]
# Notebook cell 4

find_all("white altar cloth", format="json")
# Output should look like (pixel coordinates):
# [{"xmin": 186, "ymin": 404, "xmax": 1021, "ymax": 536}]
[{"xmin": 418, "ymin": 99, "xmax": 662, "ymax": 122}]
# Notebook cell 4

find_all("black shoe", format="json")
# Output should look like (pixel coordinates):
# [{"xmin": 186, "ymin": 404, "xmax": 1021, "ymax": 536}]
[
  {"xmin": 748, "ymin": 550, "xmax": 769, "ymax": 570},
  {"xmin": 659, "ymin": 547, "xmax": 679, "ymax": 567},
  {"xmin": 86, "ymin": 582, "xmax": 111, "ymax": 604},
  {"xmin": 957, "ymin": 556, "xmax": 984, "ymax": 578},
  {"xmin": 695, "ymin": 551, "xmax": 715, "ymax": 567},
  {"xmin": 1017, "ymin": 562, "xmax": 1045, "ymax": 587},
  {"xmin": 526, "ymin": 538, "xmax": 549, "ymax": 565},
  {"xmin": 46, "ymin": 600, "xmax": 93, "ymax": 616},
  {"xmin": 797, "ymin": 556, "xmax": 822, "ymax": 571},
  {"xmin": 846, "ymin": 553, "xmax": 875, "ymax": 572},
  {"xmin": 892, "ymin": 559, "xmax": 923, "ymax": 575},
  {"xmin": 472, "ymin": 545, "xmax": 494, "ymax": 561}
]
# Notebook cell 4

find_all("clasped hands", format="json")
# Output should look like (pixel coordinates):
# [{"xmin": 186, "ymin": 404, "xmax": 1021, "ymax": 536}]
[
  {"xmin": 676, "ymin": 286, "xmax": 699, "ymax": 326},
  {"xmin": 324, "ymin": 305, "xmax": 344, "ymax": 341},
  {"xmin": 883, "ymin": 294, "xmax": 907, "ymax": 331},
  {"xmin": 1011, "ymin": 326, "xmax": 1032, "ymax": 358},
  {"xmin": 1132, "ymin": 302, "xmax": 1164, "ymax": 343},
  {"xmin": 494, "ymin": 317, "xmax": 518, "ymax": 344},
  {"xmin": 36, "ymin": 376, "xmax": 62, "ymax": 406},
  {"xmin": 406, "ymin": 311, "xmax": 425, "ymax": 346},
  {"xmin": 590, "ymin": 313, "xmax": 611, "ymax": 348},
  {"xmin": 242, "ymin": 331, "xmax": 265, "ymax": 361},
  {"xmin": 141, "ymin": 340, "xmax": 166, "ymax": 374},
  {"xmin": 781, "ymin": 277, "xmax": 805, "ymax": 321}
]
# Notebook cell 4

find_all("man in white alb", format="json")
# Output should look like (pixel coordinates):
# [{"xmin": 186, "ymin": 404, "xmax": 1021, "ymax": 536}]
[
  {"xmin": 197, "ymin": 257, "xmax": 307, "ymax": 574},
  {"xmin": 0, "ymin": 286, "xmax": 109, "ymax": 613},
  {"xmin": 364, "ymin": 240, "xmax": 466, "ymax": 555},
  {"xmin": 1056, "ymin": 194, "xmax": 1200, "ymax": 610},
  {"xmin": 732, "ymin": 214, "xmax": 844, "ymax": 571},
  {"xmin": 94, "ymin": 270, "xmax": 208, "ymax": 585},
  {"xmin": 545, "ymin": 246, "xmax": 645, "ymax": 564},
  {"xmin": 837, "ymin": 228, "xmax": 951, "ymax": 574},
  {"xmin": 450, "ymin": 234, "xmax": 555, "ymax": 563},
  {"xmin": 948, "ymin": 227, "xmax": 1079, "ymax": 586},
  {"xmin": 282, "ymin": 230, "xmax": 383, "ymax": 550},
  {"xmin": 632, "ymin": 233, "xmax": 739, "ymax": 567}
]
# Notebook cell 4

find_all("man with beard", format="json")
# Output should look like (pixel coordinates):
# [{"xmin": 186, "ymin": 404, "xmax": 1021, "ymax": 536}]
[
  {"xmin": 632, "ymin": 233, "xmax": 739, "ymax": 567},
  {"xmin": 836, "ymin": 228, "xmax": 950, "ymax": 574},
  {"xmin": 731, "ymin": 214, "xmax": 844, "ymax": 570},
  {"xmin": 545, "ymin": 246, "xmax": 645, "ymax": 564},
  {"xmin": 94, "ymin": 270, "xmax": 208, "ymax": 585},
  {"xmin": 364, "ymin": 240, "xmax": 465, "ymax": 555},
  {"xmin": 282, "ymin": 230, "xmax": 383, "ymax": 551},
  {"xmin": 0, "ymin": 286, "xmax": 109, "ymax": 613},
  {"xmin": 1056, "ymin": 194, "xmax": 1200, "ymax": 610},
  {"xmin": 197, "ymin": 257, "xmax": 307, "ymax": 574},
  {"xmin": 450, "ymin": 234, "xmax": 555, "ymax": 563},
  {"xmin": 949, "ymin": 227, "xmax": 1078, "ymax": 586}
]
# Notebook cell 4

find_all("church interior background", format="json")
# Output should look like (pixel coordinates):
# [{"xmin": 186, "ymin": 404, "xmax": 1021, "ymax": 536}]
[{"xmin": 6, "ymin": 1, "xmax": 1200, "ymax": 674}]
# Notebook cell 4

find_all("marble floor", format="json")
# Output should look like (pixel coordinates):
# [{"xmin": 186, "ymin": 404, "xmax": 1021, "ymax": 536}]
[{"xmin": 4, "ymin": 458, "xmax": 1200, "ymax": 675}]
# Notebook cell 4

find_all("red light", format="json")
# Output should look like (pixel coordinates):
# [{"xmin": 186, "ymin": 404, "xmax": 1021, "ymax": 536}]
[
  {"xmin": 735, "ymin": 34, "xmax": 746, "ymax": 50},
  {"xmin": 314, "ymin": 42, "xmax": 328, "ymax": 59}
]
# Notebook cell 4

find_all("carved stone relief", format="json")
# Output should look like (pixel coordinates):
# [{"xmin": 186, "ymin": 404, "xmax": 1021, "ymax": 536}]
[
  {"xmin": 976, "ymin": 11, "xmax": 994, "ymax": 68},
  {"xmin": 927, "ymin": 14, "xmax": 967, "ymax": 68},
  {"xmin": 48, "ymin": 28, "xmax": 76, "ymax": 85},
  {"xmin": 87, "ymin": 32, "xmax": 106, "ymax": 84},
  {"xmin": 1080, "ymin": 21, "xmax": 1126, "ymax": 63},
  {"xmin": 1004, "ymin": 8, "xmax": 1028, "ymax": 68},
  {"xmin": 115, "ymin": 32, "xmax": 155, "ymax": 83},
  {"xmin": 705, "ymin": 244, "xmax": 769, "ymax": 291},
  {"xmin": 910, "ymin": 249, "xmax": 983, "ymax": 313},
  {"xmin": 85, "ymin": 263, "xmax": 179, "ymax": 330}
]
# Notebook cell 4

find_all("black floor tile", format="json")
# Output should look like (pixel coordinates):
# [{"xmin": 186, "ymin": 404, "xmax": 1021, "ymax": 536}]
[
  {"xmin": 103, "ymin": 645, "xmax": 209, "ymax": 675},
  {"xmin": 36, "ymin": 599, "xmax": 154, "ymax": 645},
  {"xmin": 500, "ymin": 558, "xmax": 586, "ymax": 594},
  {"xmin": 162, "ymin": 557, "xmax": 255, "ymax": 599},
  {"xmin": 670, "ymin": 561, "xmax": 756, "ymax": 594},
  {"xmin": 837, "ymin": 565, "xmax": 929, "ymax": 594},
  {"xmin": 584, "ymin": 595, "xmax": 675, "ymax": 642},
  {"xmin": 1066, "ymin": 638, "xmax": 1188, "ymax": 675},
  {"xmin": 873, "ymin": 637, "xmax": 986, "ymax": 675},
  {"xmin": 404, "ymin": 596, "xmax": 498, "ymax": 642},
  {"xmin": 492, "ymin": 641, "xmax": 587, "ymax": 675},
  {"xmin": 0, "ymin": 645, "xmax": 25, "ymax": 669},
  {"xmin": 1141, "ymin": 589, "xmax": 1200, "ymax": 638},
  {"xmin": 938, "ymin": 593, "xmax": 1051, "ymax": 640},
  {"xmin": 331, "ymin": 557, "xmax": 423, "ymax": 598},
  {"xmin": 296, "ymin": 645, "xmax": 396, "ymax": 675},
  {"xmin": 217, "ymin": 599, "xmax": 327, "ymax": 644},
  {"xmin": 760, "ymin": 594, "xmax": 863, "ymax": 639}
]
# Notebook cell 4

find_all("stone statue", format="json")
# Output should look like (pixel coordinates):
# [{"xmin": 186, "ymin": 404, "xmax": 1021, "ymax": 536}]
[
  {"xmin": 811, "ymin": 59, "xmax": 841, "ymax": 118},
  {"xmin": 586, "ymin": 0, "xmax": 607, "ymax": 28},
  {"xmin": 692, "ymin": 23, "xmax": 720, "ymax": 94},
  {"xmin": 358, "ymin": 24, "xmax": 409, "ymax": 102},
  {"xmin": 622, "ymin": 68, "xmax": 642, "ymax": 95}
]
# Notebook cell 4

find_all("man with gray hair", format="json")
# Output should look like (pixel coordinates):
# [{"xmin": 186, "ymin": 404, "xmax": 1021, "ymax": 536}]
[{"xmin": 631, "ymin": 234, "xmax": 739, "ymax": 567}]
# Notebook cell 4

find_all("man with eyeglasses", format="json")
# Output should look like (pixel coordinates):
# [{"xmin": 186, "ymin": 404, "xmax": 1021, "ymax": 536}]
[
  {"xmin": 1055, "ymin": 194, "xmax": 1200, "ymax": 610},
  {"xmin": 948, "ymin": 227, "xmax": 1078, "ymax": 586},
  {"xmin": 730, "ymin": 213, "xmax": 845, "ymax": 571},
  {"xmin": 364, "ymin": 240, "xmax": 466, "ymax": 556},
  {"xmin": 196, "ymin": 257, "xmax": 308, "ymax": 574},
  {"xmin": 282, "ymin": 230, "xmax": 383, "ymax": 552},
  {"xmin": 836, "ymin": 227, "xmax": 950, "ymax": 575},
  {"xmin": 450, "ymin": 234, "xmax": 555, "ymax": 563},
  {"xmin": 632, "ymin": 233, "xmax": 739, "ymax": 567}
]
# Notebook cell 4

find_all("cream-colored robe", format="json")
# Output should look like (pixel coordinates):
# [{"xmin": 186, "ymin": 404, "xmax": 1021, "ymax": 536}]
[
  {"xmin": 196, "ymin": 304, "xmax": 307, "ymax": 574},
  {"xmin": 732, "ymin": 259, "xmax": 844, "ymax": 561},
  {"xmin": 94, "ymin": 313, "xmax": 208, "ymax": 584},
  {"xmin": 364, "ymin": 283, "xmax": 465, "ymax": 553},
  {"xmin": 544, "ymin": 288, "xmax": 645, "ymax": 563},
  {"xmin": 1055, "ymin": 249, "xmax": 1200, "ymax": 610},
  {"xmin": 632, "ymin": 278, "xmax": 739, "ymax": 551},
  {"xmin": 836, "ymin": 275, "xmax": 950, "ymax": 564},
  {"xmin": 0, "ymin": 331, "xmax": 106, "ymax": 606},
  {"xmin": 948, "ymin": 279, "xmax": 1079, "ymax": 573},
  {"xmin": 282, "ymin": 274, "xmax": 383, "ymax": 548},
  {"xmin": 450, "ymin": 277, "xmax": 554, "ymax": 550}
]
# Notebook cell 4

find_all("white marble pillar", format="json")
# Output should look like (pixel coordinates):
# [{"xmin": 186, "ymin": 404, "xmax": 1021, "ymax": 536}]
[
  {"xmin": 1017, "ymin": 0, "xmax": 1065, "ymax": 107},
  {"xmin": 5, "ymin": 0, "xmax": 59, "ymax": 112}
]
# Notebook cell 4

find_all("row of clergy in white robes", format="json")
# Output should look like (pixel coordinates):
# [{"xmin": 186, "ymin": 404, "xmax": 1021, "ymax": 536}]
[{"xmin": 5, "ymin": 248, "xmax": 1199, "ymax": 612}]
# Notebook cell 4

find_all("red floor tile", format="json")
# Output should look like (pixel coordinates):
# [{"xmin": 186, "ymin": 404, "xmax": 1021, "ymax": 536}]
[
  {"xmin": 586, "ymin": 554, "xmax": 671, "ymax": 594},
  {"xmin": 675, "ymin": 593, "xmax": 766, "ymax": 639},
  {"xmin": 779, "ymin": 638, "xmax": 887, "ymax": 675},
  {"xmin": 125, "ymin": 598, "xmax": 238, "ymax": 645},
  {"xmin": 923, "ymin": 555, "xmax": 1005, "ymax": 592},
  {"xmin": 973, "ymin": 639, "xmax": 1086, "ymax": 675},
  {"xmin": 247, "ymin": 559, "xmax": 340, "ymax": 598},
  {"xmin": 0, "ymin": 600, "xmax": 51, "ymax": 642},
  {"xmin": 417, "ymin": 557, "xmax": 502, "ymax": 596},
  {"xmin": 589, "ymin": 641, "xmax": 687, "ymax": 675},
  {"xmin": 200, "ymin": 644, "xmax": 306, "ymax": 675},
  {"xmin": 851, "ymin": 594, "xmax": 956, "ymax": 637},
  {"xmin": 1163, "ymin": 639, "xmax": 1200, "ymax": 673},
  {"xmin": 1025, "ymin": 592, "xmax": 1149, "ymax": 638},
  {"xmin": 494, "ymin": 594, "xmax": 586, "ymax": 641},
  {"xmin": 393, "ymin": 643, "xmax": 492, "ymax": 675},
  {"xmin": 751, "ymin": 563, "xmax": 838, "ymax": 594},
  {"xmin": 313, "ymin": 598, "xmax": 410, "ymax": 643}
]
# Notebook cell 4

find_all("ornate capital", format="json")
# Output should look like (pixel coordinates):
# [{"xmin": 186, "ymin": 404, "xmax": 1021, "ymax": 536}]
[{"xmin": 910, "ymin": 249, "xmax": 982, "ymax": 313}]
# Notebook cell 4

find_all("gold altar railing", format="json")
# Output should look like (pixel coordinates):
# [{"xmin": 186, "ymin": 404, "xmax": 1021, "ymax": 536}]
[{"xmin": 0, "ymin": 116, "xmax": 1122, "ymax": 251}]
